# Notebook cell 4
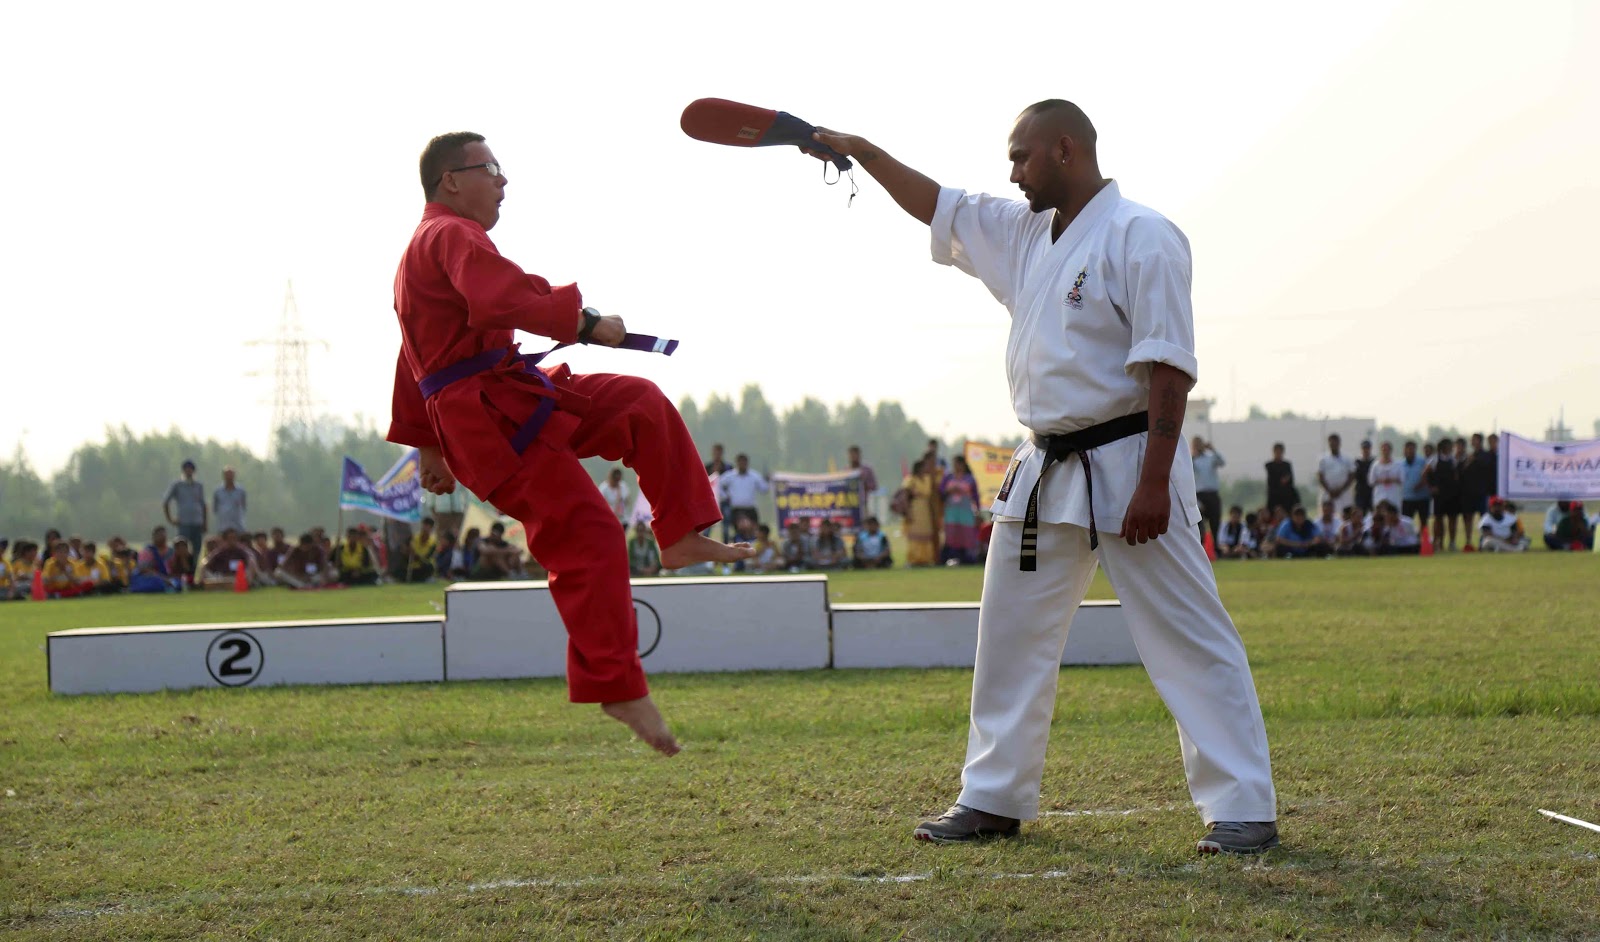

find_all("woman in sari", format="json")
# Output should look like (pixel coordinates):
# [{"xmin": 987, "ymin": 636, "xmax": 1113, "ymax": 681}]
[
  {"xmin": 940, "ymin": 455, "xmax": 980, "ymax": 564},
  {"xmin": 899, "ymin": 454, "xmax": 944, "ymax": 566}
]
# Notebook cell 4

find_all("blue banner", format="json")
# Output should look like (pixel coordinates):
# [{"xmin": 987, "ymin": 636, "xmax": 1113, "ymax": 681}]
[
  {"xmin": 772, "ymin": 470, "xmax": 864, "ymax": 534},
  {"xmin": 339, "ymin": 450, "xmax": 423, "ymax": 522}
]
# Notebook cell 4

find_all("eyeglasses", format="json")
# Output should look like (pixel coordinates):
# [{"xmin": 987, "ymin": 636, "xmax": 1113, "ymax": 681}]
[{"xmin": 432, "ymin": 161, "xmax": 502, "ymax": 191}]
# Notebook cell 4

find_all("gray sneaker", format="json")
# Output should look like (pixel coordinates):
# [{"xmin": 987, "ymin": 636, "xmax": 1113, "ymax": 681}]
[
  {"xmin": 913, "ymin": 804, "xmax": 1021, "ymax": 843},
  {"xmin": 1197, "ymin": 820, "xmax": 1280, "ymax": 855}
]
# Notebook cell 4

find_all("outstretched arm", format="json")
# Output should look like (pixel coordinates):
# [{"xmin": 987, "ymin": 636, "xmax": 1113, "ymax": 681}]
[{"xmin": 807, "ymin": 131, "xmax": 939, "ymax": 226}]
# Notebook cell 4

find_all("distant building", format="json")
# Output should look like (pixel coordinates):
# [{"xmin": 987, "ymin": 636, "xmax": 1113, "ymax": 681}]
[{"xmin": 1182, "ymin": 412, "xmax": 1379, "ymax": 486}]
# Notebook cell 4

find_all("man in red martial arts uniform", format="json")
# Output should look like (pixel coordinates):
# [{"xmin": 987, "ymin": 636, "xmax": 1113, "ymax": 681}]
[{"xmin": 388, "ymin": 132, "xmax": 753, "ymax": 755}]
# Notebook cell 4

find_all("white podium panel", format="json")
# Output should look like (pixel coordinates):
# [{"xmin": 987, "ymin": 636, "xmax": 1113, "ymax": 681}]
[
  {"xmin": 830, "ymin": 600, "xmax": 1138, "ymax": 669},
  {"xmin": 444, "ymin": 575, "xmax": 831, "ymax": 680},
  {"xmin": 47, "ymin": 617, "xmax": 446, "ymax": 695}
]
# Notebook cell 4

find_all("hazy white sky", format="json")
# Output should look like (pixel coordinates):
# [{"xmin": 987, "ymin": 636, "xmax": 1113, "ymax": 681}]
[{"xmin": 5, "ymin": 0, "xmax": 1596, "ymax": 474}]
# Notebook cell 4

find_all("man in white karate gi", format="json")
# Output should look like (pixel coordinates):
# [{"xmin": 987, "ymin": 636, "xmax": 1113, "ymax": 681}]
[{"xmin": 808, "ymin": 100, "xmax": 1278, "ymax": 855}]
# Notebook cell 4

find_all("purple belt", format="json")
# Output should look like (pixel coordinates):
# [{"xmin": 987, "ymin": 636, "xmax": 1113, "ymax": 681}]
[{"xmin": 417, "ymin": 334, "xmax": 678, "ymax": 455}]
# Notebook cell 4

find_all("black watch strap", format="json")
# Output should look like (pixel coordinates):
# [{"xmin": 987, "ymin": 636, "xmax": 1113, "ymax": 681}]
[{"xmin": 578, "ymin": 307, "xmax": 602, "ymax": 343}]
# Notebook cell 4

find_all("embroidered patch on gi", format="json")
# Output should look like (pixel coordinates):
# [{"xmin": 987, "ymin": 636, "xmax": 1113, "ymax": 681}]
[
  {"xmin": 1065, "ymin": 267, "xmax": 1088, "ymax": 310},
  {"xmin": 996, "ymin": 459, "xmax": 1021, "ymax": 501}
]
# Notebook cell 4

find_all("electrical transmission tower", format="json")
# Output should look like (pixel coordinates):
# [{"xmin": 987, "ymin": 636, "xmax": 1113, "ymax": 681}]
[{"xmin": 247, "ymin": 281, "xmax": 326, "ymax": 452}]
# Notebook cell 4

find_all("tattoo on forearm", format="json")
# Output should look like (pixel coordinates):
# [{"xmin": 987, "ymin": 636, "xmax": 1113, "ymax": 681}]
[
  {"xmin": 1152, "ymin": 382, "xmax": 1184, "ymax": 440},
  {"xmin": 859, "ymin": 149, "xmax": 880, "ymax": 162},
  {"xmin": 1153, "ymin": 417, "xmax": 1180, "ymax": 440}
]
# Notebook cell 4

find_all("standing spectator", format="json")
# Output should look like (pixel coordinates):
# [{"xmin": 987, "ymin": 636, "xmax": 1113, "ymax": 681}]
[
  {"xmin": 1367, "ymin": 441, "xmax": 1403, "ymax": 513},
  {"xmin": 213, "ymin": 466, "xmax": 248, "ymax": 535},
  {"xmin": 1214, "ymin": 506, "xmax": 1256, "ymax": 560},
  {"xmin": 1316, "ymin": 434, "xmax": 1356, "ymax": 516},
  {"xmin": 427, "ymin": 489, "xmax": 467, "ymax": 554},
  {"xmin": 1351, "ymin": 440, "xmax": 1376, "ymax": 513},
  {"xmin": 161, "ymin": 459, "xmax": 206, "ymax": 575},
  {"xmin": 1265, "ymin": 443, "xmax": 1297, "ymax": 516},
  {"xmin": 717, "ymin": 454, "xmax": 769, "ymax": 533},
  {"xmin": 1484, "ymin": 433, "xmax": 1501, "ymax": 502},
  {"xmin": 848, "ymin": 445, "xmax": 878, "ymax": 518},
  {"xmin": 940, "ymin": 455, "xmax": 981, "ymax": 564},
  {"xmin": 706, "ymin": 443, "xmax": 733, "ymax": 541},
  {"xmin": 704, "ymin": 443, "xmax": 731, "ymax": 476},
  {"xmin": 1398, "ymin": 440, "xmax": 1431, "ymax": 532},
  {"xmin": 852, "ymin": 516, "xmax": 894, "ymax": 568},
  {"xmin": 1190, "ymin": 437, "xmax": 1225, "ymax": 539},
  {"xmin": 1478, "ymin": 498, "xmax": 1529, "ymax": 552},
  {"xmin": 923, "ymin": 438, "xmax": 947, "ymax": 473},
  {"xmin": 627, "ymin": 522, "xmax": 662, "ymax": 577},
  {"xmin": 405, "ymin": 518, "xmax": 438, "ymax": 581},
  {"xmin": 1426, "ymin": 437, "xmax": 1463, "ymax": 551},
  {"xmin": 899, "ymin": 453, "xmax": 943, "ymax": 567},
  {"xmin": 1459, "ymin": 433, "xmax": 1492, "ymax": 536},
  {"xmin": 598, "ymin": 467, "xmax": 631, "ymax": 527}
]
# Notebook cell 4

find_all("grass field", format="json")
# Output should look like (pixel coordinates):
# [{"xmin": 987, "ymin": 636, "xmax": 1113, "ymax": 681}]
[{"xmin": 3, "ymin": 556, "xmax": 1598, "ymax": 940}]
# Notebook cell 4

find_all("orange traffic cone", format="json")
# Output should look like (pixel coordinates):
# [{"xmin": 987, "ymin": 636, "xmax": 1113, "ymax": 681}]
[
  {"xmin": 233, "ymin": 561, "xmax": 250, "ymax": 593},
  {"xmin": 30, "ymin": 569, "xmax": 45, "ymax": 601},
  {"xmin": 1419, "ymin": 525, "xmax": 1434, "ymax": 557},
  {"xmin": 1202, "ymin": 528, "xmax": 1217, "ymax": 561}
]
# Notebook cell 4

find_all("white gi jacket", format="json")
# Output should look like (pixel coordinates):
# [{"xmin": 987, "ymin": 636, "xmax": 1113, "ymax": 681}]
[{"xmin": 931, "ymin": 181, "xmax": 1200, "ymax": 532}]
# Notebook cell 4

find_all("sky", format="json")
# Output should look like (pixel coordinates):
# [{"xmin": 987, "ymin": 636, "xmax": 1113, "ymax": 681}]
[{"xmin": 4, "ymin": 0, "xmax": 1596, "ymax": 475}]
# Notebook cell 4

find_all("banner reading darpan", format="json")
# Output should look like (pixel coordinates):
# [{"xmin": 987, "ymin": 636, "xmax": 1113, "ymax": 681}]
[
  {"xmin": 1499, "ymin": 432, "xmax": 1600, "ymax": 500},
  {"xmin": 773, "ymin": 470, "xmax": 863, "ymax": 533},
  {"xmin": 964, "ymin": 440, "xmax": 1017, "ymax": 509}
]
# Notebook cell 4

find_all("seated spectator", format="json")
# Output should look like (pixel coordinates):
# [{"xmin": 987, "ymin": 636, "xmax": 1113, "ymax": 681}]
[
  {"xmin": 1550, "ymin": 501, "xmax": 1594, "ymax": 551},
  {"xmin": 460, "ymin": 528, "xmax": 482, "ymax": 575},
  {"xmin": 76, "ymin": 541, "xmax": 119, "ymax": 594},
  {"xmin": 852, "ymin": 516, "xmax": 894, "ymax": 568},
  {"xmin": 811, "ymin": 520, "xmax": 848, "ymax": 570},
  {"xmin": 434, "ymin": 529, "xmax": 466, "ymax": 581},
  {"xmin": 1312, "ymin": 500, "xmax": 1340, "ymax": 554},
  {"xmin": 67, "ymin": 535, "xmax": 85, "ymax": 560},
  {"xmin": 269, "ymin": 527, "xmax": 292, "ymax": 566},
  {"xmin": 749, "ymin": 524, "xmax": 781, "ymax": 573},
  {"xmin": 0, "ymin": 538, "xmax": 13, "ymax": 600},
  {"xmin": 130, "ymin": 527, "xmax": 182, "ymax": 593},
  {"xmin": 171, "ymin": 539, "xmax": 195, "ymax": 586},
  {"xmin": 1478, "ymin": 498, "xmax": 1530, "ymax": 552},
  {"xmin": 404, "ymin": 517, "xmax": 439, "ymax": 582},
  {"xmin": 1273, "ymin": 506, "xmax": 1323, "ymax": 558},
  {"xmin": 105, "ymin": 537, "xmax": 133, "ymax": 589},
  {"xmin": 628, "ymin": 522, "xmax": 662, "ymax": 577},
  {"xmin": 471, "ymin": 522, "xmax": 523, "ymax": 580},
  {"xmin": 1215, "ymin": 506, "xmax": 1256, "ymax": 559},
  {"xmin": 781, "ymin": 521, "xmax": 812, "ymax": 571},
  {"xmin": 1333, "ymin": 506, "xmax": 1366, "ymax": 557},
  {"xmin": 274, "ymin": 533, "xmax": 333, "ymax": 589},
  {"xmin": 336, "ymin": 527, "xmax": 381, "ymax": 585},
  {"xmin": 201, "ymin": 529, "xmax": 256, "ymax": 588},
  {"xmin": 731, "ymin": 516, "xmax": 760, "ymax": 573},
  {"xmin": 41, "ymin": 541, "xmax": 93, "ymax": 598},
  {"xmin": 1375, "ymin": 500, "xmax": 1420, "ymax": 555}
]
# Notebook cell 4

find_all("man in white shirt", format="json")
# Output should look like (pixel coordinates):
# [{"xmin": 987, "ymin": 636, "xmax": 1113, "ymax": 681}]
[
  {"xmin": 1479, "ymin": 498, "xmax": 1530, "ymax": 552},
  {"xmin": 212, "ymin": 466, "xmax": 248, "ymax": 535},
  {"xmin": 598, "ymin": 467, "xmax": 630, "ymax": 527},
  {"xmin": 1367, "ymin": 441, "xmax": 1404, "ymax": 512},
  {"xmin": 717, "ymin": 453, "xmax": 769, "ymax": 532},
  {"xmin": 809, "ymin": 100, "xmax": 1276, "ymax": 855},
  {"xmin": 1316, "ymin": 434, "xmax": 1356, "ymax": 516},
  {"xmin": 1190, "ymin": 437, "xmax": 1225, "ymax": 539}
]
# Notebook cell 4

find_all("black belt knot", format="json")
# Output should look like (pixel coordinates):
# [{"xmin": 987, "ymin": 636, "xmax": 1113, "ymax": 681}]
[{"xmin": 1019, "ymin": 411, "xmax": 1148, "ymax": 570}]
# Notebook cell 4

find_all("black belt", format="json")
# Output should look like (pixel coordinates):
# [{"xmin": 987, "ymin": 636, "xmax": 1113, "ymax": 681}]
[{"xmin": 1020, "ymin": 411, "xmax": 1148, "ymax": 570}]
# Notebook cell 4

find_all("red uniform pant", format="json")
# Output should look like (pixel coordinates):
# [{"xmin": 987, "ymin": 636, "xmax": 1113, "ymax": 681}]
[{"xmin": 485, "ymin": 372, "xmax": 720, "ymax": 703}]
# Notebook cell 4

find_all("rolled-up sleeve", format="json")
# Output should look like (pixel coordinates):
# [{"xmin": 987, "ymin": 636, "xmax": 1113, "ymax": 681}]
[
  {"xmin": 930, "ymin": 187, "xmax": 1030, "ymax": 309},
  {"xmin": 1122, "ymin": 218, "xmax": 1199, "ymax": 382}
]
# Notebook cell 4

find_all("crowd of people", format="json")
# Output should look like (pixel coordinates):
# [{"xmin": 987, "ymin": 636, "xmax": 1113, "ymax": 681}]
[
  {"xmin": 7, "ymin": 430, "xmax": 1594, "ymax": 601},
  {"xmin": 1196, "ymin": 433, "xmax": 1597, "ymax": 559}
]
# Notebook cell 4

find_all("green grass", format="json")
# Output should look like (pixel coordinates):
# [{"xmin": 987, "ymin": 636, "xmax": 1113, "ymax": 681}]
[{"xmin": 3, "ymin": 556, "xmax": 1599, "ymax": 940}]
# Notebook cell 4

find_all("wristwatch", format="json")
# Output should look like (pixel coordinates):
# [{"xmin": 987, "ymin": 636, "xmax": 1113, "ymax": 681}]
[{"xmin": 578, "ymin": 307, "xmax": 602, "ymax": 343}]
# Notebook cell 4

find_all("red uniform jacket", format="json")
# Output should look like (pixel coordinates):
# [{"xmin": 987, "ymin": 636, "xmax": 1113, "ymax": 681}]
[{"xmin": 388, "ymin": 204, "xmax": 587, "ymax": 496}]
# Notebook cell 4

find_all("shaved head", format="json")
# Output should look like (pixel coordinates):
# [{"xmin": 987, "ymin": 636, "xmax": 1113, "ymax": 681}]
[{"xmin": 1018, "ymin": 99, "xmax": 1097, "ymax": 155}]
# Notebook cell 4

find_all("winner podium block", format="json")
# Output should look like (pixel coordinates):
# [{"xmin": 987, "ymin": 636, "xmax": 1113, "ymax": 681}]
[{"xmin": 830, "ymin": 600, "xmax": 1135, "ymax": 669}]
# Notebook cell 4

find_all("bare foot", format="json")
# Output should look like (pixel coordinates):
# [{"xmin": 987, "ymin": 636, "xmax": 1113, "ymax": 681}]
[
  {"xmin": 660, "ymin": 531, "xmax": 757, "ymax": 570},
  {"xmin": 600, "ymin": 697, "xmax": 681, "ymax": 756}
]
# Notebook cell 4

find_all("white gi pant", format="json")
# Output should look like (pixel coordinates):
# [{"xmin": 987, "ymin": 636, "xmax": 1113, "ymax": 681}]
[{"xmin": 957, "ymin": 519, "xmax": 1276, "ymax": 824}]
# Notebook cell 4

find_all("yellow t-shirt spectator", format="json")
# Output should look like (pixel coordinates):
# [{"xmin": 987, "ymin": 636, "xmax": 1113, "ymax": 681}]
[
  {"xmin": 0, "ymin": 558, "xmax": 12, "ymax": 592},
  {"xmin": 409, "ymin": 532, "xmax": 439, "ymax": 571},
  {"xmin": 108, "ymin": 554, "xmax": 133, "ymax": 586},
  {"xmin": 41, "ymin": 558, "xmax": 81, "ymax": 592},
  {"xmin": 75, "ymin": 556, "xmax": 112, "ymax": 585}
]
